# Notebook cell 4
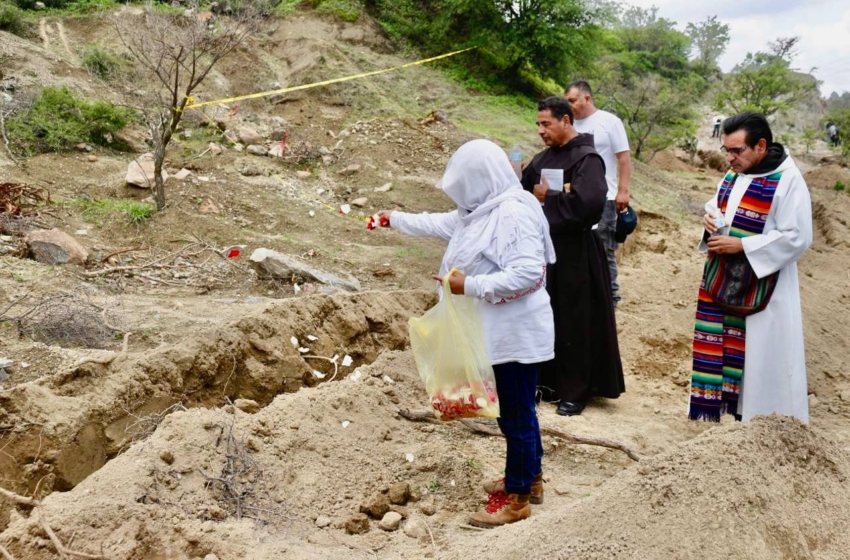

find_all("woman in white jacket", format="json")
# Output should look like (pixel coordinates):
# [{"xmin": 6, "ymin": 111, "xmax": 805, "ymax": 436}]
[{"xmin": 376, "ymin": 139, "xmax": 556, "ymax": 528}]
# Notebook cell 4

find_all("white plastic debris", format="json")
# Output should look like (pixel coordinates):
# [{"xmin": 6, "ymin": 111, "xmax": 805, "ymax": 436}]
[
  {"xmin": 308, "ymin": 210, "xmax": 315, "ymax": 218},
  {"xmin": 293, "ymin": 283, "xmax": 301, "ymax": 294},
  {"xmin": 341, "ymin": 355, "xmax": 353, "ymax": 367},
  {"xmin": 450, "ymin": 480, "xmax": 456, "ymax": 487},
  {"xmin": 341, "ymin": 421, "xmax": 350, "ymax": 428},
  {"xmin": 290, "ymin": 336, "xmax": 299, "ymax": 347},
  {"xmin": 339, "ymin": 204, "xmax": 351, "ymax": 215},
  {"xmin": 331, "ymin": 354, "xmax": 340, "ymax": 363},
  {"xmin": 298, "ymin": 347, "xmax": 310, "ymax": 354},
  {"xmin": 350, "ymin": 369, "xmax": 362, "ymax": 382},
  {"xmin": 382, "ymin": 375, "xmax": 394, "ymax": 384},
  {"xmin": 307, "ymin": 335, "xmax": 318, "ymax": 342},
  {"xmin": 313, "ymin": 370, "xmax": 326, "ymax": 379},
  {"xmin": 405, "ymin": 453, "xmax": 415, "ymax": 463}
]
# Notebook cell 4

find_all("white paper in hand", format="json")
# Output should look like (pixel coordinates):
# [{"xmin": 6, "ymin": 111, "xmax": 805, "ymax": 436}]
[{"xmin": 540, "ymin": 168, "xmax": 565, "ymax": 192}]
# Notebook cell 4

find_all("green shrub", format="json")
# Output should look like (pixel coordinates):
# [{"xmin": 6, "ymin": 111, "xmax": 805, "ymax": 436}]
[
  {"xmin": 13, "ymin": 0, "xmax": 115, "ymax": 11},
  {"xmin": 81, "ymin": 45, "xmax": 125, "ymax": 81},
  {"xmin": 273, "ymin": 0, "xmax": 303, "ymax": 16},
  {"xmin": 835, "ymin": 181, "xmax": 846, "ymax": 192},
  {"xmin": 310, "ymin": 0, "xmax": 360, "ymax": 22},
  {"xmin": 0, "ymin": 0, "xmax": 26, "ymax": 35},
  {"xmin": 6, "ymin": 86, "xmax": 134, "ymax": 156}
]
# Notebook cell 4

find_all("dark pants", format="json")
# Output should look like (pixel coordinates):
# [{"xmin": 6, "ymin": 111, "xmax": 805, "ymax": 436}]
[
  {"xmin": 712, "ymin": 125, "xmax": 720, "ymax": 138},
  {"xmin": 494, "ymin": 362, "xmax": 543, "ymax": 495}
]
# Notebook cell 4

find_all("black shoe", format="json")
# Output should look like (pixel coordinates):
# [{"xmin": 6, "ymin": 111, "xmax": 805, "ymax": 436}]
[{"xmin": 556, "ymin": 400, "xmax": 585, "ymax": 416}]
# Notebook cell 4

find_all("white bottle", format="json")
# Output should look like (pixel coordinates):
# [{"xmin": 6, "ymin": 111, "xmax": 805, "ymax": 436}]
[{"xmin": 509, "ymin": 144, "xmax": 522, "ymax": 179}]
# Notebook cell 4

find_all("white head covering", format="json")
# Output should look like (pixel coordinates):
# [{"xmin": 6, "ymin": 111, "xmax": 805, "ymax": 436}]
[{"xmin": 438, "ymin": 139, "xmax": 556, "ymax": 275}]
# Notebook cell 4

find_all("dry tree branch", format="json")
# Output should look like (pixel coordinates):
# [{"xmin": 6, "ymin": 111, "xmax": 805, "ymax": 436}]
[
  {"xmin": 0, "ymin": 486, "xmax": 104, "ymax": 559},
  {"xmin": 397, "ymin": 409, "xmax": 642, "ymax": 462}
]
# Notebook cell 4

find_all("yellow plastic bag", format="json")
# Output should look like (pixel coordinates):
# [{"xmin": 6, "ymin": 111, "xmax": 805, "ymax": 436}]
[{"xmin": 409, "ymin": 269, "xmax": 500, "ymax": 421}]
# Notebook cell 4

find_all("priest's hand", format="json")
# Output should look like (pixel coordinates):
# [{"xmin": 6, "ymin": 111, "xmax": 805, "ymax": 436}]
[
  {"xmin": 533, "ymin": 184, "xmax": 547, "ymax": 202},
  {"xmin": 703, "ymin": 212, "xmax": 718, "ymax": 234},
  {"xmin": 432, "ymin": 270, "xmax": 466, "ymax": 295},
  {"xmin": 707, "ymin": 235, "xmax": 744, "ymax": 255}
]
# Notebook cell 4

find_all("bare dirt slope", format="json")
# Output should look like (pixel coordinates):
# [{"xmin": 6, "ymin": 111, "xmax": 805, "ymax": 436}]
[{"xmin": 1, "ymin": 7, "xmax": 850, "ymax": 560}]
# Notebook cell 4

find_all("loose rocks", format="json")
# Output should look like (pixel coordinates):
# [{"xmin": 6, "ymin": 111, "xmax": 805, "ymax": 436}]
[
  {"xmin": 379, "ymin": 511, "xmax": 402, "ymax": 531},
  {"xmin": 345, "ymin": 513, "xmax": 370, "ymax": 535},
  {"xmin": 359, "ymin": 492, "xmax": 390, "ymax": 519}
]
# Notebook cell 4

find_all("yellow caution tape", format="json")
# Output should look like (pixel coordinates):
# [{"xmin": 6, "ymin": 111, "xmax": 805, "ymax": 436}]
[{"xmin": 184, "ymin": 47, "xmax": 476, "ymax": 110}]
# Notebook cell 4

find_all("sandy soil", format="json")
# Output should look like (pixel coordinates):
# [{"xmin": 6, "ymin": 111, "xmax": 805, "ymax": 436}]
[{"xmin": 1, "ymin": 8, "xmax": 850, "ymax": 560}]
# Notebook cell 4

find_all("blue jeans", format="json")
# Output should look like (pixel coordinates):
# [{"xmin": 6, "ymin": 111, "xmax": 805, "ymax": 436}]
[
  {"xmin": 493, "ymin": 362, "xmax": 543, "ymax": 495},
  {"xmin": 596, "ymin": 200, "xmax": 620, "ymax": 306}
]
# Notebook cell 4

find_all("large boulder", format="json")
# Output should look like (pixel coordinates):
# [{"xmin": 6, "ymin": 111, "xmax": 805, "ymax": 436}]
[
  {"xmin": 26, "ymin": 229, "xmax": 88, "ymax": 266},
  {"xmin": 249, "ymin": 248, "xmax": 361, "ymax": 292},
  {"xmin": 126, "ymin": 153, "xmax": 168, "ymax": 188}
]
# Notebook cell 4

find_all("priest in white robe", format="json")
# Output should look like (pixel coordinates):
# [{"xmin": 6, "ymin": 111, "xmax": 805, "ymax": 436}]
[{"xmin": 691, "ymin": 112, "xmax": 812, "ymax": 423}]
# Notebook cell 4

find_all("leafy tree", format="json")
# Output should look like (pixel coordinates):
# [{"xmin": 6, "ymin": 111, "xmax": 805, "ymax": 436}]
[
  {"xmin": 801, "ymin": 128, "xmax": 818, "ymax": 155},
  {"xmin": 604, "ymin": 73, "xmax": 701, "ymax": 161},
  {"xmin": 363, "ymin": 0, "xmax": 608, "ymax": 94},
  {"xmin": 612, "ymin": 5, "xmax": 691, "ymax": 81},
  {"xmin": 767, "ymin": 36, "xmax": 801, "ymax": 63},
  {"xmin": 714, "ymin": 50, "xmax": 820, "ymax": 117},
  {"xmin": 685, "ymin": 15, "xmax": 730, "ymax": 76}
]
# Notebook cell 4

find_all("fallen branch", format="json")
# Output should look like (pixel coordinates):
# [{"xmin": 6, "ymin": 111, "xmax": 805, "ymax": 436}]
[
  {"xmin": 397, "ymin": 409, "xmax": 641, "ymax": 462},
  {"xmin": 0, "ymin": 486, "xmax": 104, "ymax": 559}
]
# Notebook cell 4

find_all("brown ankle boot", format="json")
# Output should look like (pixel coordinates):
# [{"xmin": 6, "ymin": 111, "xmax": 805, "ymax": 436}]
[
  {"xmin": 469, "ymin": 492, "xmax": 531, "ymax": 528},
  {"xmin": 482, "ymin": 472, "xmax": 544, "ymax": 504}
]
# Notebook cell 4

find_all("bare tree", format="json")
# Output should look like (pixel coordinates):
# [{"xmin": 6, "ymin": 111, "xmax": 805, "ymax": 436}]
[{"xmin": 113, "ymin": 1, "xmax": 263, "ymax": 210}]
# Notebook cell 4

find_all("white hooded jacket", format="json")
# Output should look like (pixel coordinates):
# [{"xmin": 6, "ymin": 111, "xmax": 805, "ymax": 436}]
[{"xmin": 391, "ymin": 139, "xmax": 556, "ymax": 365}]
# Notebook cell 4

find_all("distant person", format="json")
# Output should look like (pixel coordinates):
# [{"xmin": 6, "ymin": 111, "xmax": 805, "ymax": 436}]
[
  {"xmin": 565, "ymin": 80, "xmax": 632, "ymax": 307},
  {"xmin": 712, "ymin": 116, "xmax": 722, "ymax": 139},
  {"xmin": 692, "ymin": 112, "xmax": 812, "ymax": 423},
  {"xmin": 377, "ymin": 139, "xmax": 556, "ymax": 527},
  {"xmin": 827, "ymin": 122, "xmax": 840, "ymax": 147},
  {"xmin": 521, "ymin": 96, "xmax": 624, "ymax": 417}
]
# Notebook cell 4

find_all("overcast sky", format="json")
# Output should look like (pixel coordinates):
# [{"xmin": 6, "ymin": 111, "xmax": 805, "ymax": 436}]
[{"xmin": 624, "ymin": 0, "xmax": 850, "ymax": 96}]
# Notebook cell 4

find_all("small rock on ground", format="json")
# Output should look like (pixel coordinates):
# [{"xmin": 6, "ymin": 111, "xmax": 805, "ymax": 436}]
[
  {"xmin": 345, "ymin": 513, "xmax": 370, "ymax": 535},
  {"xmin": 379, "ymin": 511, "xmax": 402, "ymax": 531},
  {"xmin": 403, "ymin": 517, "xmax": 428, "ymax": 539},
  {"xmin": 359, "ymin": 492, "xmax": 390, "ymax": 519},
  {"xmin": 234, "ymin": 399, "xmax": 261, "ymax": 413},
  {"xmin": 388, "ymin": 482, "xmax": 411, "ymax": 505}
]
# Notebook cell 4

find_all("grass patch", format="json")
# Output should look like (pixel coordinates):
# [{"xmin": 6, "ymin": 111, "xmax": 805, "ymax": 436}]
[
  {"xmin": 81, "ymin": 45, "xmax": 126, "ymax": 81},
  {"xmin": 309, "ymin": 0, "xmax": 360, "ymax": 22},
  {"xmin": 273, "ymin": 0, "xmax": 303, "ymax": 16},
  {"xmin": 13, "ymin": 0, "xmax": 116, "ymax": 13},
  {"xmin": 5, "ymin": 86, "xmax": 134, "ymax": 156},
  {"xmin": 835, "ymin": 181, "xmax": 846, "ymax": 192},
  {"xmin": 73, "ymin": 198, "xmax": 154, "ymax": 226}
]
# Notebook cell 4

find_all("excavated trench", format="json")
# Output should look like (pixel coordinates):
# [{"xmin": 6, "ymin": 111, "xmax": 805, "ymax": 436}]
[{"xmin": 0, "ymin": 290, "xmax": 436, "ymax": 529}]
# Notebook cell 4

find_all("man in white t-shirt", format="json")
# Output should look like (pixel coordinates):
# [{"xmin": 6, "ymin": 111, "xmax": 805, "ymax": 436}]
[{"xmin": 565, "ymin": 80, "xmax": 632, "ymax": 306}]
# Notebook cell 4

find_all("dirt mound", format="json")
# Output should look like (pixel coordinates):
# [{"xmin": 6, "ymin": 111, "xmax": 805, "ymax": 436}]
[
  {"xmin": 805, "ymin": 164, "xmax": 850, "ymax": 191},
  {"xmin": 0, "ymin": 290, "xmax": 435, "ymax": 529},
  {"xmin": 445, "ymin": 416, "xmax": 850, "ymax": 560},
  {"xmin": 651, "ymin": 149, "xmax": 695, "ymax": 173}
]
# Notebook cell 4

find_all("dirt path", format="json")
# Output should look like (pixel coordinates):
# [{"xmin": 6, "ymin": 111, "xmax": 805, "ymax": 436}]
[{"xmin": 37, "ymin": 18, "xmax": 76, "ymax": 62}]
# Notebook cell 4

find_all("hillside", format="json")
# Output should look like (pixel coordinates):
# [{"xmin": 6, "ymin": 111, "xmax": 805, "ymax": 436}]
[{"xmin": 2, "ymin": 6, "xmax": 850, "ymax": 560}]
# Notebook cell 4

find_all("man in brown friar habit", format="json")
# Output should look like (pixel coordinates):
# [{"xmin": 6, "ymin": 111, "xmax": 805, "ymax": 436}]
[{"xmin": 520, "ymin": 96, "xmax": 625, "ymax": 416}]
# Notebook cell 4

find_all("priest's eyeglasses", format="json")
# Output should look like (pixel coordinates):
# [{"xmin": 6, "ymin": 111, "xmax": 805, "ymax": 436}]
[{"xmin": 720, "ymin": 145, "xmax": 748, "ymax": 156}]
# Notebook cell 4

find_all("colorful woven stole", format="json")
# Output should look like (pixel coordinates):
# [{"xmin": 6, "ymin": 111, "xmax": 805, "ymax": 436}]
[{"xmin": 689, "ymin": 171, "xmax": 782, "ymax": 421}]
